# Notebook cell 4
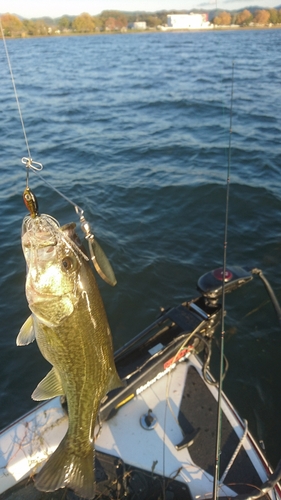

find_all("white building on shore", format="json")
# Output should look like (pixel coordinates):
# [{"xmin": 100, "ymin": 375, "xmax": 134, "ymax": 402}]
[
  {"xmin": 128, "ymin": 21, "xmax": 147, "ymax": 30},
  {"xmin": 167, "ymin": 13, "xmax": 212, "ymax": 29}
]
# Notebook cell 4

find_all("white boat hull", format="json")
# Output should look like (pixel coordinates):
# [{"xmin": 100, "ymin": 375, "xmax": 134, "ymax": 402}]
[{"xmin": 1, "ymin": 353, "xmax": 279, "ymax": 499}]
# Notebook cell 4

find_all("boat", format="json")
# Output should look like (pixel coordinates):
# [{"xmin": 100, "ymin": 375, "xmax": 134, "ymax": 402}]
[
  {"xmin": 0, "ymin": 264, "xmax": 281, "ymax": 500},
  {"xmin": 0, "ymin": 23, "xmax": 280, "ymax": 499}
]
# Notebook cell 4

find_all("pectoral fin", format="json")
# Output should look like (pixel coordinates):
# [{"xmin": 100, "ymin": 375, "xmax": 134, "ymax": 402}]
[
  {"xmin": 32, "ymin": 368, "xmax": 64, "ymax": 401},
  {"xmin": 16, "ymin": 315, "xmax": 35, "ymax": 346}
]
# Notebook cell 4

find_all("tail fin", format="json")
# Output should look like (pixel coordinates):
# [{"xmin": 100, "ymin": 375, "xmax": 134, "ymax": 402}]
[{"xmin": 35, "ymin": 434, "xmax": 95, "ymax": 499}]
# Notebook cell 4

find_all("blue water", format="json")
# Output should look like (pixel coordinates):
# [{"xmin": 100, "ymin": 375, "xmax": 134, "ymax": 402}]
[{"xmin": 0, "ymin": 29, "xmax": 281, "ymax": 468}]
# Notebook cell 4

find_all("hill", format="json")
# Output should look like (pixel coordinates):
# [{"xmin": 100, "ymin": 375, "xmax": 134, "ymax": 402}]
[{"xmin": 1, "ymin": 5, "xmax": 280, "ymax": 22}]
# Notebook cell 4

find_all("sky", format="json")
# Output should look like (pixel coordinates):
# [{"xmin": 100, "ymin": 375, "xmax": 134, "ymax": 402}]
[{"xmin": 0, "ymin": 0, "xmax": 279, "ymax": 18}]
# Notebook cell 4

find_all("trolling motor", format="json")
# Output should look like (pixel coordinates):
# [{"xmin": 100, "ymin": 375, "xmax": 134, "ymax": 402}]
[
  {"xmin": 197, "ymin": 265, "xmax": 281, "ymax": 328},
  {"xmin": 195, "ymin": 264, "xmax": 281, "ymax": 385},
  {"xmin": 197, "ymin": 265, "xmax": 253, "ymax": 301}
]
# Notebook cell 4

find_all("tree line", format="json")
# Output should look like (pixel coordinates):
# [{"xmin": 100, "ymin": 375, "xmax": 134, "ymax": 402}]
[
  {"xmin": 213, "ymin": 8, "xmax": 280, "ymax": 26},
  {"xmin": 0, "ymin": 11, "xmax": 165, "ymax": 36},
  {"xmin": 1, "ymin": 8, "xmax": 281, "ymax": 37}
]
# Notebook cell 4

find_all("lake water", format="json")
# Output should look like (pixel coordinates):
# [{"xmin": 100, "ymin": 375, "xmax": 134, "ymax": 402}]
[{"xmin": 0, "ymin": 29, "xmax": 281, "ymax": 469}]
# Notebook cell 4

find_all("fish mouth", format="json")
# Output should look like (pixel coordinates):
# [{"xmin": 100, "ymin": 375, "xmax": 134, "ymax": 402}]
[
  {"xmin": 22, "ymin": 230, "xmax": 58, "ymax": 250},
  {"xmin": 22, "ymin": 214, "xmax": 60, "ymax": 248},
  {"xmin": 26, "ymin": 286, "xmax": 64, "ymax": 309},
  {"xmin": 27, "ymin": 285, "xmax": 63, "ymax": 302}
]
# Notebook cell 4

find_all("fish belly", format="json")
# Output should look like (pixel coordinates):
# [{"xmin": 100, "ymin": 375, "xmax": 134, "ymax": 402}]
[{"xmin": 33, "ymin": 294, "xmax": 121, "ymax": 498}]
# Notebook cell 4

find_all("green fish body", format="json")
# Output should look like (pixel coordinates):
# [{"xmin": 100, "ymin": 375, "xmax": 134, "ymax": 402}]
[{"xmin": 18, "ymin": 215, "xmax": 122, "ymax": 499}]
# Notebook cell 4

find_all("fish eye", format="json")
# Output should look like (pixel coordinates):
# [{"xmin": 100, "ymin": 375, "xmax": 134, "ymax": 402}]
[{"xmin": 61, "ymin": 256, "xmax": 75, "ymax": 272}]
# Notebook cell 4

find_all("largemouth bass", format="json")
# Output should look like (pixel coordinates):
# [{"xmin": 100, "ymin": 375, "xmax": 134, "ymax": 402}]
[{"xmin": 18, "ymin": 213, "xmax": 122, "ymax": 499}]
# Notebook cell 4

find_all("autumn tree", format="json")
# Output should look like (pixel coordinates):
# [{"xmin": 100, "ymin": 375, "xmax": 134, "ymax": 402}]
[
  {"xmin": 0, "ymin": 13, "xmax": 23, "ymax": 36},
  {"xmin": 213, "ymin": 11, "xmax": 231, "ymax": 25},
  {"xmin": 72, "ymin": 13, "xmax": 95, "ymax": 33},
  {"xmin": 114, "ymin": 15, "xmax": 127, "ymax": 29},
  {"xmin": 253, "ymin": 9, "xmax": 270, "ymax": 25},
  {"xmin": 146, "ymin": 15, "xmax": 161, "ymax": 27},
  {"xmin": 58, "ymin": 16, "xmax": 72, "ymax": 31},
  {"xmin": 104, "ymin": 17, "xmax": 117, "ymax": 31},
  {"xmin": 236, "ymin": 9, "xmax": 252, "ymax": 25},
  {"xmin": 154, "ymin": 11, "xmax": 168, "ymax": 25},
  {"xmin": 22, "ymin": 19, "xmax": 36, "ymax": 35},
  {"xmin": 100, "ymin": 10, "xmax": 128, "ymax": 30},
  {"xmin": 268, "ymin": 8, "xmax": 281, "ymax": 24},
  {"xmin": 34, "ymin": 19, "xmax": 49, "ymax": 35},
  {"xmin": 93, "ymin": 15, "xmax": 104, "ymax": 31}
]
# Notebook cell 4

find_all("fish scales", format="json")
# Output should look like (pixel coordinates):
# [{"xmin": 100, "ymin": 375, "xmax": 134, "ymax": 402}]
[{"xmin": 18, "ymin": 215, "xmax": 122, "ymax": 499}]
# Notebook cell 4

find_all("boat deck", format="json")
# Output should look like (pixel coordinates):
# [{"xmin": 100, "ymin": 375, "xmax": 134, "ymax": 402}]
[
  {"xmin": 0, "ymin": 353, "xmax": 273, "ymax": 500},
  {"xmin": 180, "ymin": 366, "xmax": 263, "ymax": 495}
]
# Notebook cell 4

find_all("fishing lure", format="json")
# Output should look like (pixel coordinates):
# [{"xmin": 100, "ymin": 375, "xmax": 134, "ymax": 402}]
[
  {"xmin": 22, "ymin": 185, "xmax": 116, "ymax": 286},
  {"xmin": 23, "ymin": 186, "xmax": 39, "ymax": 218},
  {"xmin": 79, "ymin": 212, "xmax": 117, "ymax": 287}
]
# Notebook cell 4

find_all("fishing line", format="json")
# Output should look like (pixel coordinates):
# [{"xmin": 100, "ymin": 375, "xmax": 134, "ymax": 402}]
[
  {"xmin": 0, "ymin": 20, "xmax": 85, "ymax": 214},
  {"xmin": 0, "ymin": 20, "xmax": 32, "ymax": 168},
  {"xmin": 1, "ymin": 24, "xmax": 116, "ymax": 286},
  {"xmin": 23, "ymin": 161, "xmax": 84, "ymax": 215},
  {"xmin": 212, "ymin": 61, "xmax": 235, "ymax": 500}
]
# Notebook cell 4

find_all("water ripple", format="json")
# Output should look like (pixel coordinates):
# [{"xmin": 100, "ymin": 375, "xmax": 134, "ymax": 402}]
[{"xmin": 0, "ymin": 29, "xmax": 281, "ymax": 465}]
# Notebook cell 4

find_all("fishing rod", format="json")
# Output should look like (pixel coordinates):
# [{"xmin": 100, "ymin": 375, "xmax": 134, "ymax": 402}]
[{"xmin": 212, "ymin": 62, "xmax": 235, "ymax": 500}]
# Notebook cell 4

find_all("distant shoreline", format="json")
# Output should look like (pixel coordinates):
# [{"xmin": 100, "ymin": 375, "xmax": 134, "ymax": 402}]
[{"xmin": 6, "ymin": 24, "xmax": 281, "ymax": 40}]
